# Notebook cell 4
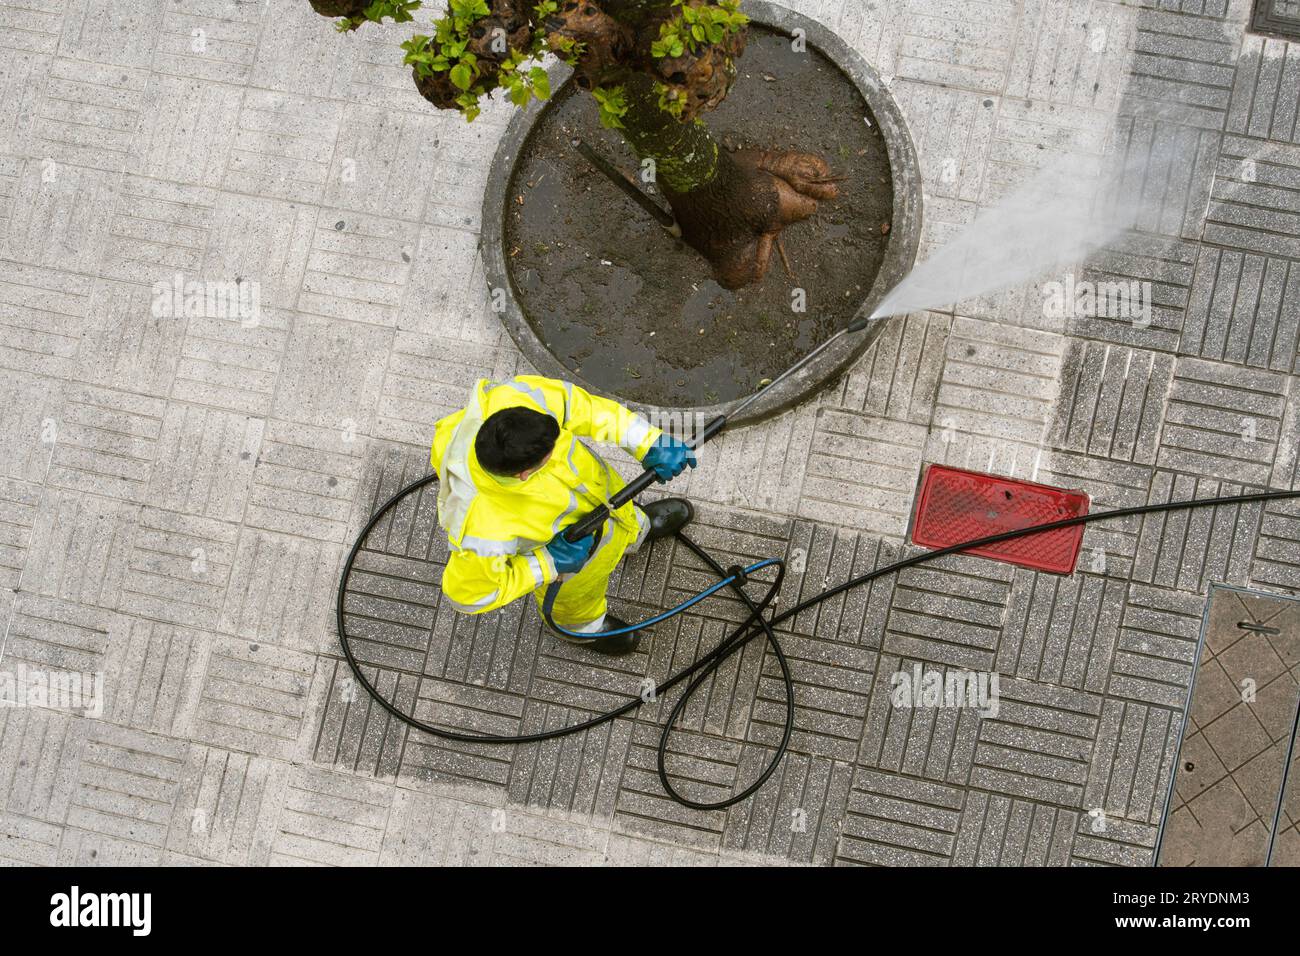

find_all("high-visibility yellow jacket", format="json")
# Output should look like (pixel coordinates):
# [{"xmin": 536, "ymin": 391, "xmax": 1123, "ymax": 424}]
[{"xmin": 430, "ymin": 376, "xmax": 662, "ymax": 615}]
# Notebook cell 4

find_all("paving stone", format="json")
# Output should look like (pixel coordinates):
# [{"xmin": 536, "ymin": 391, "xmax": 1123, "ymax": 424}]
[
  {"xmin": 505, "ymin": 705, "xmax": 633, "ymax": 820},
  {"xmin": 0, "ymin": 477, "xmax": 39, "ymax": 591},
  {"xmin": 99, "ymin": 175, "xmax": 217, "ymax": 287},
  {"xmin": 171, "ymin": 306, "xmax": 292, "ymax": 418},
  {"xmin": 1132, "ymin": 471, "xmax": 1265, "ymax": 592},
  {"xmin": 893, "ymin": 0, "xmax": 1021, "ymax": 95},
  {"xmin": 76, "ymin": 280, "xmax": 185, "ymax": 397},
  {"xmin": 1155, "ymin": 356, "xmax": 1288, "ymax": 486},
  {"xmin": 1109, "ymin": 583, "xmax": 1205, "ymax": 708},
  {"xmin": 0, "ymin": 53, "xmax": 48, "ymax": 157},
  {"xmin": 0, "ymin": 1, "xmax": 63, "ymax": 57},
  {"xmin": 1206, "ymin": 134, "xmax": 1300, "ymax": 258},
  {"xmin": 0, "ymin": 699, "xmax": 88, "ymax": 829},
  {"xmin": 151, "ymin": 0, "xmax": 263, "ymax": 86},
  {"xmin": 892, "ymin": 81, "xmax": 996, "ymax": 205},
  {"xmin": 119, "ymin": 507, "xmax": 239, "ymax": 629},
  {"xmin": 206, "ymin": 192, "xmax": 316, "ymax": 310},
  {"xmin": 23, "ymin": 491, "xmax": 136, "ymax": 609},
  {"xmin": 165, "ymin": 745, "xmax": 287, "ymax": 866},
  {"xmin": 378, "ymin": 787, "xmax": 497, "ymax": 866},
  {"xmin": 1182, "ymin": 245, "xmax": 1300, "ymax": 371},
  {"xmin": 4, "ymin": 161, "xmax": 118, "ymax": 274},
  {"xmin": 0, "ymin": 371, "xmax": 61, "ymax": 482},
  {"xmin": 1050, "ymin": 341, "xmax": 1173, "ymax": 465},
  {"xmin": 831, "ymin": 311, "xmax": 951, "ymax": 424},
  {"xmin": 60, "ymin": 722, "xmax": 189, "ymax": 866},
  {"xmin": 837, "ymin": 767, "xmax": 965, "ymax": 865},
  {"xmin": 999, "ymin": 570, "xmax": 1126, "ymax": 693},
  {"xmin": 721, "ymin": 752, "xmax": 852, "ymax": 864},
  {"xmin": 191, "ymin": 633, "xmax": 326, "ymax": 760},
  {"xmin": 800, "ymin": 408, "xmax": 926, "ymax": 536},
  {"xmin": 28, "ymin": 58, "xmax": 149, "ymax": 172},
  {"xmin": 925, "ymin": 317, "xmax": 1066, "ymax": 479},
  {"xmin": 1120, "ymin": 3, "xmax": 1241, "ymax": 129},
  {"xmin": 1073, "ymin": 231, "xmax": 1199, "ymax": 351},
  {"xmin": 1084, "ymin": 698, "xmax": 1179, "ymax": 827},
  {"xmin": 146, "ymin": 405, "xmax": 263, "ymax": 523},
  {"xmin": 221, "ymin": 527, "xmax": 340, "ymax": 653},
  {"xmin": 1226, "ymin": 33, "xmax": 1300, "ymax": 145},
  {"xmin": 103, "ymin": 619, "xmax": 210, "ymax": 736},
  {"xmin": 952, "ymin": 790, "xmax": 1077, "ymax": 865},
  {"xmin": 223, "ymin": 90, "xmax": 343, "ymax": 205},
  {"xmin": 1005, "ymin": 0, "xmax": 1138, "ymax": 113},
  {"xmin": 245, "ymin": 421, "xmax": 366, "ymax": 543},
  {"xmin": 297, "ymin": 211, "xmax": 417, "ymax": 327},
  {"xmin": 268, "ymin": 765, "xmax": 392, "ymax": 866}
]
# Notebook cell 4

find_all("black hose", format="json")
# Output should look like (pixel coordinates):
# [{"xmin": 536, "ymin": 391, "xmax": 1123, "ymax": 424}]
[{"xmin": 337, "ymin": 476, "xmax": 1300, "ymax": 811}]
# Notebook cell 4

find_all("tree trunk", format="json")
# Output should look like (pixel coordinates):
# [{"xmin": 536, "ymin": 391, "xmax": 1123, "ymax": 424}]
[{"xmin": 614, "ymin": 72, "xmax": 840, "ymax": 290}]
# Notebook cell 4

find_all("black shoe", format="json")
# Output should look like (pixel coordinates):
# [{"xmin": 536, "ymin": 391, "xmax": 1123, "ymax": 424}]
[
  {"xmin": 556, "ymin": 614, "xmax": 648, "ymax": 656},
  {"xmin": 644, "ymin": 497, "xmax": 694, "ymax": 540}
]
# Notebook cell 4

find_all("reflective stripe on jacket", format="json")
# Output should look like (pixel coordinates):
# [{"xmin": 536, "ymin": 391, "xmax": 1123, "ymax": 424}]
[{"xmin": 431, "ymin": 375, "xmax": 661, "ymax": 615}]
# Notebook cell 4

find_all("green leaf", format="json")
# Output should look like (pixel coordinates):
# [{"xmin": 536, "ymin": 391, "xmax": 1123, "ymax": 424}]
[
  {"xmin": 450, "ymin": 61, "xmax": 474, "ymax": 90},
  {"xmin": 529, "ymin": 67, "xmax": 551, "ymax": 100}
]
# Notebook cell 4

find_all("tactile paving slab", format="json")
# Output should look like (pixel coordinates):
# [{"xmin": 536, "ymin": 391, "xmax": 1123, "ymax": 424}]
[{"xmin": 910, "ymin": 465, "xmax": 1090, "ymax": 575}]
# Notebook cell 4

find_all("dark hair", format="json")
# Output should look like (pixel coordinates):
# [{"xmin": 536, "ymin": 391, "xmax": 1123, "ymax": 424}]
[{"xmin": 475, "ymin": 406, "xmax": 560, "ymax": 476}]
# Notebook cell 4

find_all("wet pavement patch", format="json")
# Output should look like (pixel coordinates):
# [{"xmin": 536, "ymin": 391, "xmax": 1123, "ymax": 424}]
[{"xmin": 503, "ymin": 26, "xmax": 893, "ymax": 407}]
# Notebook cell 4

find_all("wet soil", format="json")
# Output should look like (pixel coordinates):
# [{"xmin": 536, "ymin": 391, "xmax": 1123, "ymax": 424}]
[{"xmin": 503, "ymin": 26, "xmax": 893, "ymax": 406}]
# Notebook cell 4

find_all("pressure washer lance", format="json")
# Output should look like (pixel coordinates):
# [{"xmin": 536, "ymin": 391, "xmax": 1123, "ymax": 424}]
[{"xmin": 562, "ymin": 313, "xmax": 875, "ymax": 544}]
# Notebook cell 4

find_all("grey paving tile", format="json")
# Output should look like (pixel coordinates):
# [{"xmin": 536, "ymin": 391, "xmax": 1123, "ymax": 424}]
[
  {"xmin": 190, "ymin": 633, "xmax": 326, "ymax": 761},
  {"xmin": 1182, "ymin": 244, "xmax": 1300, "ymax": 371},
  {"xmin": 1226, "ymin": 33, "xmax": 1300, "ymax": 145},
  {"xmin": 268, "ymin": 765, "xmax": 392, "ymax": 866},
  {"xmin": 119, "ymin": 507, "xmax": 239, "ymax": 629},
  {"xmin": 28, "ymin": 57, "xmax": 149, "ymax": 172},
  {"xmin": 1071, "ymin": 231, "xmax": 1200, "ymax": 351},
  {"xmin": 0, "ymin": 701, "xmax": 87, "ymax": 829},
  {"xmin": 1120, "ymin": 3, "xmax": 1241, "ymax": 129},
  {"xmin": 165, "ymin": 745, "xmax": 287, "ymax": 866},
  {"xmin": 721, "ymin": 752, "xmax": 852, "ymax": 864},
  {"xmin": 799, "ymin": 408, "xmax": 926, "ymax": 536},
  {"xmin": 1206, "ymin": 134, "xmax": 1300, "ymax": 258},
  {"xmin": 99, "ymin": 175, "xmax": 217, "ymax": 287},
  {"xmin": 0, "ymin": 1, "xmax": 63, "ymax": 57},
  {"xmin": 1050, "ymin": 341, "xmax": 1173, "ymax": 465},
  {"xmin": 151, "ymin": 0, "xmax": 263, "ymax": 86},
  {"xmin": 837, "ymin": 767, "xmax": 965, "ymax": 866},
  {"xmin": 832, "ymin": 311, "xmax": 951, "ymax": 424},
  {"xmin": 952, "ymin": 790, "xmax": 1077, "ymax": 865},
  {"xmin": 999, "ymin": 571, "xmax": 1126, "ymax": 693},
  {"xmin": 23, "ymin": 491, "xmax": 136, "ymax": 609},
  {"xmin": 223, "ymin": 90, "xmax": 342, "ymax": 205},
  {"xmin": 1109, "ymin": 583, "xmax": 1205, "ymax": 708},
  {"xmin": 0, "ymin": 477, "xmax": 39, "ymax": 591},
  {"xmin": 1132, "ymin": 471, "xmax": 1265, "ymax": 592},
  {"xmin": 1155, "ymin": 356, "xmax": 1289, "ymax": 485},
  {"xmin": 103, "ymin": 620, "xmax": 210, "ymax": 736},
  {"xmin": 60, "ymin": 722, "xmax": 189, "ymax": 866}
]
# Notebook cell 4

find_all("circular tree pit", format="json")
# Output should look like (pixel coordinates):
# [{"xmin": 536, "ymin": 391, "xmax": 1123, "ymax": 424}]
[{"xmin": 482, "ymin": 1, "xmax": 921, "ymax": 425}]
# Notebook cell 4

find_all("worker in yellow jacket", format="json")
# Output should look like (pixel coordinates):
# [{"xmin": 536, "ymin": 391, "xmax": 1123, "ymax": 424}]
[{"xmin": 431, "ymin": 375, "xmax": 697, "ymax": 655}]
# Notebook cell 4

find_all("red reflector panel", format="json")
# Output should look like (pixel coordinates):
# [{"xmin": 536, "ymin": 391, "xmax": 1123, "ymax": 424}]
[{"xmin": 911, "ymin": 465, "xmax": 1090, "ymax": 575}]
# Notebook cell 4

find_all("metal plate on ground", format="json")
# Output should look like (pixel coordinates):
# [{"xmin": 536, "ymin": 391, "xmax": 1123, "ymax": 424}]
[
  {"xmin": 1157, "ymin": 586, "xmax": 1300, "ymax": 867},
  {"xmin": 910, "ymin": 465, "xmax": 1090, "ymax": 574},
  {"xmin": 1252, "ymin": 0, "xmax": 1300, "ymax": 40}
]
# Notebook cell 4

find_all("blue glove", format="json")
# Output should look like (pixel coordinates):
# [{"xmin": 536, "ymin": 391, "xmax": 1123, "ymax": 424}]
[
  {"xmin": 641, "ymin": 435, "xmax": 697, "ymax": 483},
  {"xmin": 546, "ymin": 531, "xmax": 595, "ymax": 574}
]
